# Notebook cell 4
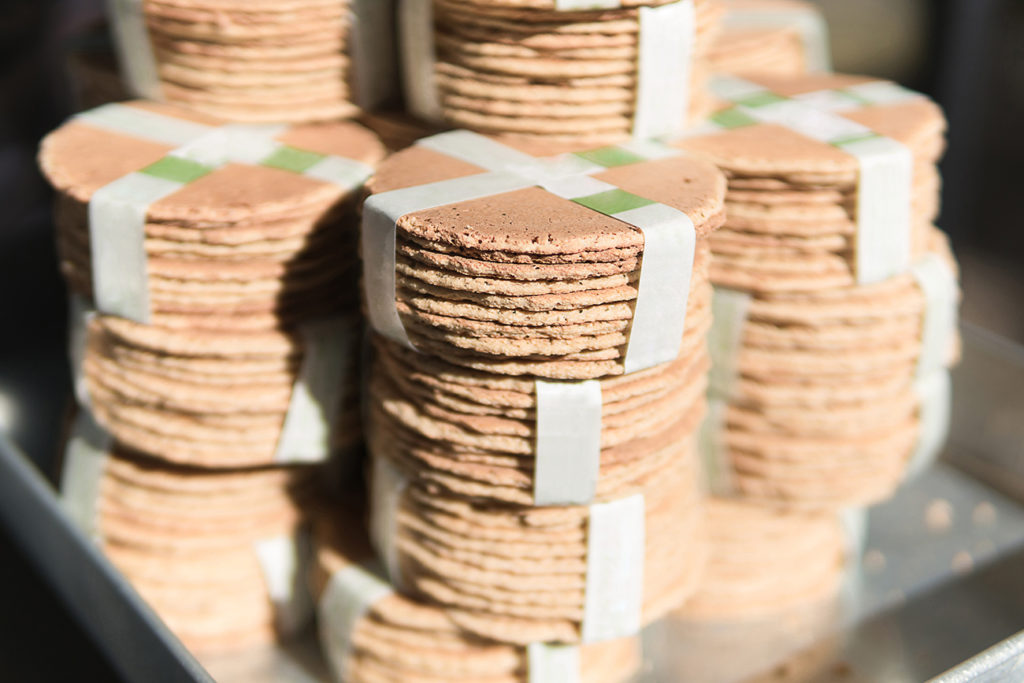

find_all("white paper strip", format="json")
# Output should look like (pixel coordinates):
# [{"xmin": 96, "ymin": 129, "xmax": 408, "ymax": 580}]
[
  {"xmin": 722, "ymin": 4, "xmax": 832, "ymax": 72},
  {"xmin": 620, "ymin": 204, "xmax": 695, "ymax": 372},
  {"xmin": 698, "ymin": 397, "xmax": 734, "ymax": 496},
  {"xmin": 89, "ymin": 172, "xmax": 181, "ymax": 323},
  {"xmin": 556, "ymin": 0, "xmax": 621, "ymax": 8},
  {"xmin": 534, "ymin": 380, "xmax": 603, "ymax": 506},
  {"xmin": 906, "ymin": 369, "xmax": 952, "ymax": 481},
  {"xmin": 105, "ymin": 0, "xmax": 162, "ymax": 99},
  {"xmin": 528, "ymin": 643, "xmax": 582, "ymax": 683},
  {"xmin": 582, "ymin": 493, "xmax": 645, "ymax": 642},
  {"xmin": 59, "ymin": 411, "xmax": 112, "ymax": 540},
  {"xmin": 844, "ymin": 135, "xmax": 913, "ymax": 285},
  {"xmin": 839, "ymin": 507, "xmax": 869, "ymax": 561},
  {"xmin": 707, "ymin": 287, "xmax": 751, "ymax": 399},
  {"xmin": 67, "ymin": 295, "xmax": 95, "ymax": 408},
  {"xmin": 534, "ymin": 174, "xmax": 695, "ymax": 372},
  {"xmin": 74, "ymin": 103, "xmax": 213, "ymax": 145},
  {"xmin": 369, "ymin": 456, "xmax": 410, "ymax": 588},
  {"xmin": 399, "ymin": 0, "xmax": 442, "ymax": 121},
  {"xmin": 350, "ymin": 0, "xmax": 399, "ymax": 110},
  {"xmin": 796, "ymin": 82, "xmax": 921, "ymax": 113},
  {"xmin": 275, "ymin": 318, "xmax": 355, "ymax": 464},
  {"xmin": 362, "ymin": 171, "xmax": 536, "ymax": 347},
  {"xmin": 911, "ymin": 254, "xmax": 959, "ymax": 379},
  {"xmin": 634, "ymin": 1, "xmax": 694, "ymax": 140},
  {"xmin": 417, "ymin": 130, "xmax": 540, "ymax": 171},
  {"xmin": 254, "ymin": 531, "xmax": 315, "ymax": 635},
  {"xmin": 319, "ymin": 561, "xmax": 394, "ymax": 683}
]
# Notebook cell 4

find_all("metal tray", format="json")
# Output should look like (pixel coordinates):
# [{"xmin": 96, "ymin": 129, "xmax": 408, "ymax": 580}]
[{"xmin": 2, "ymin": 323, "xmax": 1024, "ymax": 682}]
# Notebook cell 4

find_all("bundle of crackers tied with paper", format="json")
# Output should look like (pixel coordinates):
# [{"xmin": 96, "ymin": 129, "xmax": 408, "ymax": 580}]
[
  {"xmin": 708, "ymin": 0, "xmax": 831, "ymax": 77},
  {"xmin": 40, "ymin": 101, "xmax": 386, "ymax": 469},
  {"xmin": 350, "ymin": 129, "xmax": 725, "ymax": 658},
  {"xmin": 667, "ymin": 72, "xmax": 960, "ymax": 512},
  {"xmin": 399, "ymin": 0, "xmax": 723, "ymax": 146},
  {"xmin": 39, "ymin": 100, "xmax": 388, "ymax": 651},
  {"xmin": 313, "ymin": 504, "xmax": 645, "ymax": 682},
  {"xmin": 106, "ymin": 0, "xmax": 397, "ymax": 123},
  {"xmin": 60, "ymin": 413, "xmax": 317, "ymax": 652}
]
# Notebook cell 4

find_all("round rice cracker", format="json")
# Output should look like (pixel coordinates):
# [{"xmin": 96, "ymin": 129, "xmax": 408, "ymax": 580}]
[
  {"xmin": 367, "ymin": 145, "xmax": 726, "ymax": 258},
  {"xmin": 311, "ymin": 510, "xmax": 643, "ymax": 683}
]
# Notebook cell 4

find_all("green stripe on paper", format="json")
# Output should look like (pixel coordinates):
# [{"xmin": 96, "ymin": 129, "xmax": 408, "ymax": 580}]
[
  {"xmin": 261, "ymin": 146, "xmax": 326, "ymax": 173},
  {"xmin": 575, "ymin": 146, "xmax": 647, "ymax": 168},
  {"xmin": 831, "ymin": 131, "xmax": 881, "ymax": 148},
  {"xmin": 141, "ymin": 156, "xmax": 214, "ymax": 184},
  {"xmin": 735, "ymin": 92, "xmax": 787, "ymax": 108},
  {"xmin": 573, "ymin": 188, "xmax": 654, "ymax": 216},
  {"xmin": 710, "ymin": 107, "xmax": 759, "ymax": 130}
]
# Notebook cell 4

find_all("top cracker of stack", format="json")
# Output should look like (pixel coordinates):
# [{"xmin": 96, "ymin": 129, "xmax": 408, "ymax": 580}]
[
  {"xmin": 107, "ymin": 0, "xmax": 396, "ymax": 123},
  {"xmin": 400, "ymin": 0, "xmax": 723, "ymax": 145}
]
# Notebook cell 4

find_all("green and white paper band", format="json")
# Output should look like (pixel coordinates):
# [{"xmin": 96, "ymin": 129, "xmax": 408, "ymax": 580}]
[
  {"xmin": 400, "ymin": 0, "xmax": 695, "ymax": 139},
  {"xmin": 106, "ymin": 0, "xmax": 162, "ymax": 99},
  {"xmin": 274, "ymin": 318, "xmax": 357, "ymax": 465},
  {"xmin": 254, "ymin": 530, "xmax": 315, "ymax": 636},
  {"xmin": 68, "ymin": 295, "xmax": 95, "ymax": 409},
  {"xmin": 349, "ymin": 0, "xmax": 400, "ymax": 109},
  {"xmin": 702, "ymin": 75, "xmax": 915, "ymax": 285},
  {"xmin": 911, "ymin": 253, "xmax": 959, "ymax": 379},
  {"xmin": 319, "ymin": 560, "xmax": 395, "ymax": 683},
  {"xmin": 721, "ymin": 0, "xmax": 832, "ymax": 72},
  {"xmin": 528, "ymin": 643, "xmax": 582, "ymax": 683},
  {"xmin": 81, "ymin": 103, "xmax": 373, "ymax": 323},
  {"xmin": 839, "ymin": 507, "xmax": 869, "ymax": 561},
  {"xmin": 707, "ymin": 286, "xmax": 752, "ymax": 399},
  {"xmin": 369, "ymin": 455, "xmax": 410, "ymax": 590},
  {"xmin": 60, "ymin": 410, "xmax": 112, "ymax": 540},
  {"xmin": 698, "ymin": 396, "xmax": 735, "ymax": 496},
  {"xmin": 906, "ymin": 368, "xmax": 952, "ymax": 481},
  {"xmin": 582, "ymin": 493, "xmax": 646, "ymax": 642},
  {"xmin": 534, "ymin": 380, "xmax": 603, "ymax": 506}
]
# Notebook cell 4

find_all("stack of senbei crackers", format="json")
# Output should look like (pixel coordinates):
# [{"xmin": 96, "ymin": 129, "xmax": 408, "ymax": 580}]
[
  {"xmin": 39, "ymin": 98, "xmax": 387, "ymax": 650},
  {"xmin": 334, "ymin": 126, "xmax": 725, "ymax": 676},
  {"xmin": 61, "ymin": 413, "xmax": 319, "ymax": 652},
  {"xmin": 399, "ymin": 0, "xmax": 723, "ymax": 145},
  {"xmin": 106, "ymin": 0, "xmax": 396, "ymax": 123},
  {"xmin": 313, "ymin": 506, "xmax": 644, "ymax": 682},
  {"xmin": 663, "ymin": 72, "xmax": 959, "ymax": 615},
  {"xmin": 708, "ymin": 0, "xmax": 830, "ymax": 77}
]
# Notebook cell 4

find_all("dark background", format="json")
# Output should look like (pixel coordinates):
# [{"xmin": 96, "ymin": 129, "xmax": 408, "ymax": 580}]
[{"xmin": 0, "ymin": 0, "xmax": 1022, "ymax": 680}]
